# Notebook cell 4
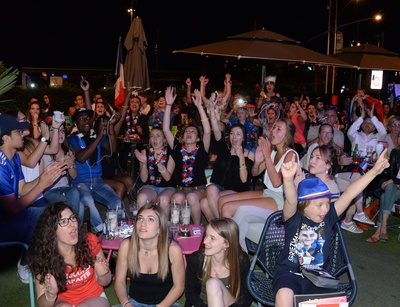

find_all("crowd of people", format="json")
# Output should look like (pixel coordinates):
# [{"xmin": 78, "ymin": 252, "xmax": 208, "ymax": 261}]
[{"xmin": 1, "ymin": 72, "xmax": 399, "ymax": 306}]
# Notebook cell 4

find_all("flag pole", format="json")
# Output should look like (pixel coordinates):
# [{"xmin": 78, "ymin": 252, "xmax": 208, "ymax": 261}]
[{"xmin": 115, "ymin": 36, "xmax": 122, "ymax": 76}]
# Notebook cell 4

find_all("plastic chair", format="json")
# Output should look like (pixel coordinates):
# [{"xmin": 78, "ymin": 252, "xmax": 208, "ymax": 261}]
[
  {"xmin": 246, "ymin": 210, "xmax": 357, "ymax": 306},
  {"xmin": 0, "ymin": 241, "xmax": 35, "ymax": 307}
]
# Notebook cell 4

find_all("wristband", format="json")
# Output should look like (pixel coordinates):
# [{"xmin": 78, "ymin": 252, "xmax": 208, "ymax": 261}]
[
  {"xmin": 122, "ymin": 106, "xmax": 128, "ymax": 108},
  {"xmin": 159, "ymin": 166, "xmax": 167, "ymax": 174},
  {"xmin": 201, "ymin": 118, "xmax": 209, "ymax": 122},
  {"xmin": 239, "ymin": 166, "xmax": 247, "ymax": 170},
  {"xmin": 44, "ymin": 290, "xmax": 56, "ymax": 302},
  {"xmin": 123, "ymin": 301, "xmax": 131, "ymax": 307}
]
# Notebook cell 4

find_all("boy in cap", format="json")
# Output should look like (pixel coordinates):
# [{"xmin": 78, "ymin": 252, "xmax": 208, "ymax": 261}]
[
  {"xmin": 273, "ymin": 150, "xmax": 390, "ymax": 307},
  {"xmin": 0, "ymin": 114, "xmax": 67, "ymax": 282},
  {"xmin": 67, "ymin": 108, "xmax": 122, "ymax": 216}
]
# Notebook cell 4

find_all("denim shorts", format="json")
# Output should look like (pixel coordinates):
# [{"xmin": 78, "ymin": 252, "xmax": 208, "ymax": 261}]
[
  {"xmin": 139, "ymin": 185, "xmax": 176, "ymax": 195},
  {"xmin": 127, "ymin": 297, "xmax": 180, "ymax": 307}
]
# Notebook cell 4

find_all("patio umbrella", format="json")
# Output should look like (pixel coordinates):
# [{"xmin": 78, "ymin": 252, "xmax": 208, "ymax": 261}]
[
  {"xmin": 331, "ymin": 44, "xmax": 400, "ymax": 71},
  {"xmin": 124, "ymin": 17, "xmax": 150, "ymax": 91},
  {"xmin": 173, "ymin": 28, "xmax": 354, "ymax": 68}
]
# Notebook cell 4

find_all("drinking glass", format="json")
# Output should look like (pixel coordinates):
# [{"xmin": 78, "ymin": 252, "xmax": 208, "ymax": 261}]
[
  {"xmin": 129, "ymin": 203, "xmax": 138, "ymax": 222},
  {"xmin": 180, "ymin": 202, "xmax": 191, "ymax": 237},
  {"xmin": 107, "ymin": 210, "xmax": 118, "ymax": 232},
  {"xmin": 170, "ymin": 202, "xmax": 180, "ymax": 236}
]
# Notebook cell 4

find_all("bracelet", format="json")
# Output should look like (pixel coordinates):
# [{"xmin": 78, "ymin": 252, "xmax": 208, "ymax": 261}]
[
  {"xmin": 239, "ymin": 166, "xmax": 247, "ymax": 170},
  {"xmin": 159, "ymin": 166, "xmax": 167, "ymax": 174},
  {"xmin": 201, "ymin": 118, "xmax": 209, "ymax": 122},
  {"xmin": 123, "ymin": 301, "xmax": 131, "ymax": 307},
  {"xmin": 44, "ymin": 290, "xmax": 57, "ymax": 302},
  {"xmin": 122, "ymin": 106, "xmax": 128, "ymax": 108}
]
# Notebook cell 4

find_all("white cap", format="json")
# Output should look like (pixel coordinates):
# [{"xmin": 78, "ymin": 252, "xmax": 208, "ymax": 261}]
[{"xmin": 264, "ymin": 75, "xmax": 276, "ymax": 84}]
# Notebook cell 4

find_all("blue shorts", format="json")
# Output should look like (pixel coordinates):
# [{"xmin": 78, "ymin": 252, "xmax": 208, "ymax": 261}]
[
  {"xmin": 139, "ymin": 185, "xmax": 176, "ymax": 195},
  {"xmin": 273, "ymin": 269, "xmax": 337, "ymax": 297},
  {"xmin": 127, "ymin": 297, "xmax": 180, "ymax": 307}
]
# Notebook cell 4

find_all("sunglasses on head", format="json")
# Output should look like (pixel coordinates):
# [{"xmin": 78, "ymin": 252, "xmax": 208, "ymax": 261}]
[{"xmin": 325, "ymin": 105, "xmax": 337, "ymax": 111}]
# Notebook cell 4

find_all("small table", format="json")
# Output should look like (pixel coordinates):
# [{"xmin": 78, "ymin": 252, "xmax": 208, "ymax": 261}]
[
  {"xmin": 117, "ymin": 136, "xmax": 148, "ymax": 177},
  {"xmin": 175, "ymin": 225, "xmax": 204, "ymax": 256},
  {"xmin": 99, "ymin": 224, "xmax": 204, "ymax": 262}
]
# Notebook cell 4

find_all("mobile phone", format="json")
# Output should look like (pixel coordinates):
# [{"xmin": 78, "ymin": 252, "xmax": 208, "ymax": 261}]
[{"xmin": 81, "ymin": 76, "xmax": 87, "ymax": 87}]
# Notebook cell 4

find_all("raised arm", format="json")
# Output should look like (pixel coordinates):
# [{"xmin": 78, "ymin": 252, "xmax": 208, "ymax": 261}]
[
  {"xmin": 208, "ymin": 93, "xmax": 222, "ymax": 142},
  {"xmin": 193, "ymin": 89, "xmax": 211, "ymax": 152},
  {"xmin": 281, "ymin": 154, "xmax": 299, "ymax": 220},
  {"xmin": 80, "ymin": 78, "xmax": 92, "ymax": 110},
  {"xmin": 163, "ymin": 86, "xmax": 177, "ymax": 148},
  {"xmin": 114, "ymin": 83, "xmax": 131, "ymax": 136}
]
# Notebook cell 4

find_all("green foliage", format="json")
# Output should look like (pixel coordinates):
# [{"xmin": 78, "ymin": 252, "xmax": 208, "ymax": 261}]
[{"xmin": 0, "ymin": 61, "xmax": 19, "ymax": 105}]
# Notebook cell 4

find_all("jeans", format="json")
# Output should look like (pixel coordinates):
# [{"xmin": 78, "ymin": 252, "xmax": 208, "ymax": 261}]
[
  {"xmin": 127, "ymin": 297, "xmax": 180, "ymax": 307},
  {"xmin": 378, "ymin": 183, "xmax": 400, "ymax": 225},
  {"xmin": 44, "ymin": 186, "xmax": 83, "ymax": 221},
  {"xmin": 72, "ymin": 178, "xmax": 121, "ymax": 231}
]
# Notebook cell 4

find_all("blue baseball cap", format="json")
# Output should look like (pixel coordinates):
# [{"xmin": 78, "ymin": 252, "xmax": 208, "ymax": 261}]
[
  {"xmin": 0, "ymin": 114, "xmax": 29, "ymax": 137},
  {"xmin": 298, "ymin": 177, "xmax": 333, "ymax": 202}
]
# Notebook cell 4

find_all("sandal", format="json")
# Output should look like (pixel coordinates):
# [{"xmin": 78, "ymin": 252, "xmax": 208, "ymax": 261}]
[
  {"xmin": 366, "ymin": 236, "xmax": 379, "ymax": 243},
  {"xmin": 379, "ymin": 233, "xmax": 389, "ymax": 242}
]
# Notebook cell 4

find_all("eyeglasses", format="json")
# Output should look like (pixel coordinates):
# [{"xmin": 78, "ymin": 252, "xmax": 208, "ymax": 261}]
[
  {"xmin": 391, "ymin": 124, "xmax": 400, "ymax": 128},
  {"xmin": 325, "ymin": 105, "xmax": 337, "ymax": 111},
  {"xmin": 57, "ymin": 214, "xmax": 78, "ymax": 227},
  {"xmin": 265, "ymin": 81, "xmax": 275, "ymax": 85},
  {"xmin": 12, "ymin": 129, "xmax": 23, "ymax": 135}
]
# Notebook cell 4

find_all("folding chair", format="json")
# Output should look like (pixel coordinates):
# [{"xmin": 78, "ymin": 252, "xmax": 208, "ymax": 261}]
[
  {"xmin": 246, "ymin": 210, "xmax": 357, "ymax": 306},
  {"xmin": 0, "ymin": 241, "xmax": 35, "ymax": 307}
]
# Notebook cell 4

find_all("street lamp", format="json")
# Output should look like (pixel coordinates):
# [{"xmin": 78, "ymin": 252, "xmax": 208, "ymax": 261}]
[
  {"xmin": 127, "ymin": 8, "xmax": 134, "ymax": 22},
  {"xmin": 331, "ymin": 11, "xmax": 382, "ymax": 93}
]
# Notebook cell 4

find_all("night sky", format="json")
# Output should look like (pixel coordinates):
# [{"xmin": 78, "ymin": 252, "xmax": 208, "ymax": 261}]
[{"xmin": 1, "ymin": 1, "xmax": 398, "ymax": 74}]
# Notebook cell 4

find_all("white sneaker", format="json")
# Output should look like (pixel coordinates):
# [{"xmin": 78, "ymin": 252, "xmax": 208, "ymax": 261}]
[
  {"xmin": 341, "ymin": 221, "xmax": 363, "ymax": 234},
  {"xmin": 353, "ymin": 212, "xmax": 375, "ymax": 226},
  {"xmin": 17, "ymin": 257, "xmax": 29, "ymax": 284}
]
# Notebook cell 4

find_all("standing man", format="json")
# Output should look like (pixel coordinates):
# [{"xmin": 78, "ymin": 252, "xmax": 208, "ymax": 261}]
[
  {"xmin": 0, "ymin": 114, "xmax": 66, "ymax": 283},
  {"xmin": 67, "ymin": 108, "xmax": 122, "ymax": 216}
]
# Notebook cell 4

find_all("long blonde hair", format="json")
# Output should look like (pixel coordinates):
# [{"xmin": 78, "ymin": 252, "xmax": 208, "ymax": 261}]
[
  {"xmin": 127, "ymin": 203, "xmax": 170, "ymax": 280},
  {"xmin": 202, "ymin": 218, "xmax": 242, "ymax": 303}
]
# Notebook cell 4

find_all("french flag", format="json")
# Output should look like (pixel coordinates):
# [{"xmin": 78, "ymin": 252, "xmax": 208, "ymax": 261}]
[{"xmin": 114, "ymin": 37, "xmax": 125, "ymax": 110}]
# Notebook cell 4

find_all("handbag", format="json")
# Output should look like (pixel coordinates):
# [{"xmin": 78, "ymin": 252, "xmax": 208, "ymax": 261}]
[{"xmin": 300, "ymin": 264, "xmax": 340, "ymax": 289}]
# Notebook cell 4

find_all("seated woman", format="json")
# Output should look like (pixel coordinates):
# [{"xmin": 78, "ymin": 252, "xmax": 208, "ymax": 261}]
[
  {"xmin": 200, "ymin": 103, "xmax": 254, "ymax": 222},
  {"xmin": 114, "ymin": 202, "xmax": 185, "ymax": 307},
  {"xmin": 134, "ymin": 127, "xmax": 176, "ymax": 216},
  {"xmin": 27, "ymin": 201, "xmax": 112, "ymax": 307},
  {"xmin": 162, "ymin": 86, "xmax": 211, "ymax": 226},
  {"xmin": 274, "ymin": 152, "xmax": 389, "ymax": 307},
  {"xmin": 185, "ymin": 218, "xmax": 253, "ymax": 307},
  {"xmin": 220, "ymin": 118, "xmax": 298, "ymax": 218},
  {"xmin": 367, "ymin": 133, "xmax": 400, "ymax": 243},
  {"xmin": 220, "ymin": 119, "xmax": 298, "ymax": 252}
]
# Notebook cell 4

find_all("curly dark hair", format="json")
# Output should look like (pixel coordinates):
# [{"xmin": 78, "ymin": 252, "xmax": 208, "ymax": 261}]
[{"xmin": 27, "ymin": 201, "xmax": 93, "ymax": 293}]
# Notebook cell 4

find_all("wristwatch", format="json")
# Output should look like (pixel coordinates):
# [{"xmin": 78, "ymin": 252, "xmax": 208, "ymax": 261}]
[{"xmin": 41, "ymin": 137, "xmax": 50, "ymax": 143}]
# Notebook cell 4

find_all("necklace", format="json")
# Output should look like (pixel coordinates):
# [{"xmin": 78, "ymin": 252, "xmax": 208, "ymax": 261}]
[
  {"xmin": 142, "ymin": 248, "xmax": 157, "ymax": 256},
  {"xmin": 148, "ymin": 146, "xmax": 168, "ymax": 184},
  {"xmin": 181, "ymin": 145, "xmax": 199, "ymax": 186}
]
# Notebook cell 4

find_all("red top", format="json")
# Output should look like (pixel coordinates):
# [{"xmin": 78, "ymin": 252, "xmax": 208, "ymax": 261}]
[{"xmin": 57, "ymin": 233, "xmax": 104, "ymax": 305}]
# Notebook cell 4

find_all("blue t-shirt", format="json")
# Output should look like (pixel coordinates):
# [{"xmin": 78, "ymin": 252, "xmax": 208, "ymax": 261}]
[
  {"xmin": 67, "ymin": 133, "xmax": 107, "ymax": 182},
  {"xmin": 0, "ymin": 150, "xmax": 24, "ymax": 218}
]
